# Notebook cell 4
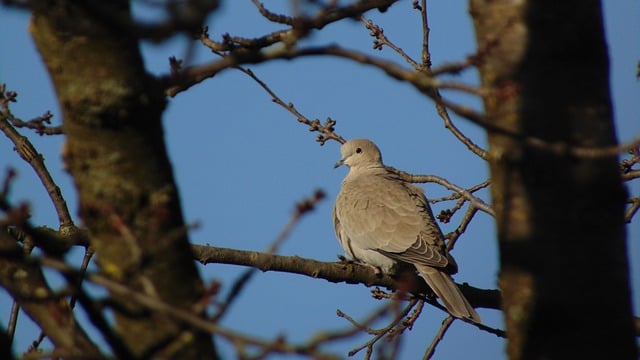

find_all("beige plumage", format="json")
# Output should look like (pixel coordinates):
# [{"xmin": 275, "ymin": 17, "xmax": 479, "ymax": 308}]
[{"xmin": 333, "ymin": 139, "xmax": 480, "ymax": 323}]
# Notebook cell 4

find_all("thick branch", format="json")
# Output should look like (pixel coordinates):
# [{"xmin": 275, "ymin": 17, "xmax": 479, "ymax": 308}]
[{"xmin": 191, "ymin": 244, "xmax": 501, "ymax": 311}]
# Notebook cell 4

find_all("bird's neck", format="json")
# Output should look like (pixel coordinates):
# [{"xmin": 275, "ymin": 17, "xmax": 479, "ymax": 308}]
[{"xmin": 346, "ymin": 164, "xmax": 387, "ymax": 178}]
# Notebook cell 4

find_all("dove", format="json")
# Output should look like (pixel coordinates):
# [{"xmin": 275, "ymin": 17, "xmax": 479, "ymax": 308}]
[{"xmin": 332, "ymin": 139, "xmax": 480, "ymax": 322}]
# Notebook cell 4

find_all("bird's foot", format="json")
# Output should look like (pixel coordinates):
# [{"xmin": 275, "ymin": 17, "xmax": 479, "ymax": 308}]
[
  {"xmin": 337, "ymin": 256, "xmax": 383, "ymax": 276},
  {"xmin": 364, "ymin": 263, "xmax": 384, "ymax": 277}
]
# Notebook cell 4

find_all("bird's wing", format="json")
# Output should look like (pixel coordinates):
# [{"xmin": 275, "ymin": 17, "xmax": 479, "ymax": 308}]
[
  {"xmin": 332, "ymin": 202, "xmax": 355, "ymax": 259},
  {"xmin": 336, "ymin": 172, "xmax": 450, "ymax": 269}
]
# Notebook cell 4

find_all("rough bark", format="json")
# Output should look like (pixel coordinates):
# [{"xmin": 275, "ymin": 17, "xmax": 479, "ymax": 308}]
[
  {"xmin": 470, "ymin": 0, "xmax": 637, "ymax": 359},
  {"xmin": 29, "ymin": 1, "xmax": 217, "ymax": 358}
]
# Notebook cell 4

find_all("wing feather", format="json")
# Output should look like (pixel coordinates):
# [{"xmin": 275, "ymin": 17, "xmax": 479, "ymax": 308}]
[{"xmin": 334, "ymin": 169, "xmax": 451, "ymax": 269}]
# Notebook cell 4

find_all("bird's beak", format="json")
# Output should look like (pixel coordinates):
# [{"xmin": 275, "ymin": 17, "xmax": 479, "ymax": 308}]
[{"xmin": 334, "ymin": 158, "xmax": 345, "ymax": 168}]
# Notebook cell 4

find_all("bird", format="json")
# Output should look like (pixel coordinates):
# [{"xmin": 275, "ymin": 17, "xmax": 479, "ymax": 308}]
[{"xmin": 332, "ymin": 138, "xmax": 481, "ymax": 323}]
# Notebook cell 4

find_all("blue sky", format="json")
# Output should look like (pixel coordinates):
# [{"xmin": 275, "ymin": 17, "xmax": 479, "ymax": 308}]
[{"xmin": 1, "ymin": 1, "xmax": 639, "ymax": 359}]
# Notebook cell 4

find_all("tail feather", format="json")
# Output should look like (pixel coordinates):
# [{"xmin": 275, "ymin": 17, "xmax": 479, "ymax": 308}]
[{"xmin": 415, "ymin": 264, "xmax": 481, "ymax": 323}]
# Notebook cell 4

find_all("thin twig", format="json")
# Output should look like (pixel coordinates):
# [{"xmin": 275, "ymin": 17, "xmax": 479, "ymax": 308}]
[
  {"xmin": 164, "ymin": 45, "xmax": 486, "ymax": 101},
  {"xmin": 360, "ymin": 16, "xmax": 420, "ymax": 68},
  {"xmin": 622, "ymin": 170, "xmax": 640, "ymax": 181},
  {"xmin": 197, "ymin": 30, "xmax": 345, "ymax": 145},
  {"xmin": 7, "ymin": 301, "xmax": 20, "ymax": 346},
  {"xmin": 38, "ymin": 256, "xmax": 360, "ymax": 359},
  {"xmin": 165, "ymin": 0, "xmax": 399, "ymax": 67},
  {"xmin": 69, "ymin": 246, "xmax": 95, "ymax": 309},
  {"xmin": 414, "ymin": 2, "xmax": 488, "ymax": 159},
  {"xmin": 388, "ymin": 168, "xmax": 495, "ymax": 217},
  {"xmin": 28, "ymin": 247, "xmax": 94, "ymax": 353},
  {"xmin": 621, "ymin": 146, "xmax": 639, "ymax": 181},
  {"xmin": 422, "ymin": 316, "xmax": 455, "ymax": 360},
  {"xmin": 0, "ymin": 86, "xmax": 74, "ymax": 230},
  {"xmin": 169, "ymin": 41, "xmax": 640, "ymax": 159},
  {"xmin": 7, "ymin": 236, "xmax": 35, "ymax": 346},
  {"xmin": 418, "ymin": 0, "xmax": 430, "ymax": 67},
  {"xmin": 434, "ymin": 92, "xmax": 489, "ymax": 159},
  {"xmin": 251, "ymin": 0, "xmax": 295, "ymax": 25},
  {"xmin": 211, "ymin": 189, "xmax": 325, "ymax": 323},
  {"xmin": 430, "ymin": 180, "xmax": 490, "ymax": 203},
  {"xmin": 342, "ymin": 299, "xmax": 419, "ymax": 358},
  {"xmin": 446, "ymin": 206, "xmax": 479, "ymax": 252},
  {"xmin": 5, "ymin": 110, "xmax": 62, "ymax": 135},
  {"xmin": 240, "ymin": 68, "xmax": 345, "ymax": 145},
  {"xmin": 625, "ymin": 197, "xmax": 640, "ymax": 223}
]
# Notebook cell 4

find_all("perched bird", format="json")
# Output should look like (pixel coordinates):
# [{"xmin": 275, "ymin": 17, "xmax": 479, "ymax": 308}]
[{"xmin": 332, "ymin": 139, "xmax": 480, "ymax": 323}]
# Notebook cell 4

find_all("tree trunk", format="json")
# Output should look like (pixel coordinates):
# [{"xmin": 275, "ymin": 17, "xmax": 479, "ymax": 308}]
[
  {"xmin": 29, "ymin": 1, "xmax": 218, "ymax": 358},
  {"xmin": 470, "ymin": 0, "xmax": 637, "ymax": 358}
]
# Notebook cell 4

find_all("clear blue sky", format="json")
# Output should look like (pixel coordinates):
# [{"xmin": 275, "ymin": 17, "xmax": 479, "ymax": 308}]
[{"xmin": 1, "ymin": 1, "xmax": 638, "ymax": 359}]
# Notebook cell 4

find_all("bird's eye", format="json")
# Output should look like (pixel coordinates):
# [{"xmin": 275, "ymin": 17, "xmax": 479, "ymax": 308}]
[{"xmin": 355, "ymin": 148, "xmax": 362, "ymax": 154}]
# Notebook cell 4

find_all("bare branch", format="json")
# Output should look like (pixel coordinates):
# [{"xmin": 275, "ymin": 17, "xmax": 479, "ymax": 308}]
[
  {"xmin": 165, "ymin": 43, "xmax": 484, "ymax": 100},
  {"xmin": 7, "ymin": 300, "xmax": 19, "ymax": 346},
  {"xmin": 621, "ymin": 146, "xmax": 640, "ymax": 181},
  {"xmin": 431, "ymin": 180, "xmax": 490, "ymax": 204},
  {"xmin": 167, "ymin": 0, "xmax": 399, "ymax": 61},
  {"xmin": 423, "ymin": 316, "xmax": 455, "ymax": 360},
  {"xmin": 433, "ymin": 92, "xmax": 489, "ymax": 159},
  {"xmin": 5, "ymin": 110, "xmax": 62, "ymax": 135},
  {"xmin": 194, "ymin": 29, "xmax": 346, "ymax": 145},
  {"xmin": 234, "ymin": 67, "xmax": 345, "ymax": 145},
  {"xmin": 1, "ymin": 201, "xmax": 78, "ymax": 257},
  {"xmin": 387, "ymin": 168, "xmax": 495, "ymax": 217},
  {"xmin": 6, "ymin": 236, "xmax": 33, "ymax": 348},
  {"xmin": 0, "ymin": 86, "xmax": 74, "ymax": 231},
  {"xmin": 251, "ymin": 0, "xmax": 293, "ymax": 24},
  {"xmin": 211, "ymin": 189, "xmax": 325, "ymax": 323},
  {"xmin": 171, "ymin": 39, "xmax": 640, "ymax": 159},
  {"xmin": 360, "ymin": 16, "xmax": 420, "ymax": 68},
  {"xmin": 413, "ymin": 2, "xmax": 489, "ymax": 159},
  {"xmin": 191, "ymin": 244, "xmax": 501, "ymax": 313},
  {"xmin": 40, "ymin": 256, "xmax": 357, "ymax": 359},
  {"xmin": 623, "ymin": 170, "xmax": 640, "ymax": 181},
  {"xmin": 625, "ymin": 197, "xmax": 640, "ymax": 223},
  {"xmin": 524, "ymin": 135, "xmax": 640, "ymax": 159},
  {"xmin": 344, "ymin": 299, "xmax": 419, "ymax": 358},
  {"xmin": 0, "ymin": 231, "xmax": 101, "ymax": 356},
  {"xmin": 253, "ymin": 0, "xmax": 399, "ymax": 30},
  {"xmin": 446, "ymin": 205, "xmax": 479, "ymax": 252}
]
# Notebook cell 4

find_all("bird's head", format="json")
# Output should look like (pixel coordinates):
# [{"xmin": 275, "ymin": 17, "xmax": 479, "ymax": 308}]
[{"xmin": 334, "ymin": 139, "xmax": 383, "ymax": 169}]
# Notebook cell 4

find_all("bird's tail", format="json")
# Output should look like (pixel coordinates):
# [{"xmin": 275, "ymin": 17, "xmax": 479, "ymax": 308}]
[{"xmin": 415, "ymin": 264, "xmax": 481, "ymax": 323}]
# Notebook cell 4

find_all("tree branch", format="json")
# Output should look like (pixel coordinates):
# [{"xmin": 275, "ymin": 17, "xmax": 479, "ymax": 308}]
[
  {"xmin": 423, "ymin": 316, "xmax": 454, "ymax": 360},
  {"xmin": 0, "ymin": 230, "xmax": 101, "ymax": 356},
  {"xmin": 191, "ymin": 244, "xmax": 501, "ymax": 311},
  {"xmin": 0, "ymin": 86, "xmax": 73, "ymax": 230}
]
